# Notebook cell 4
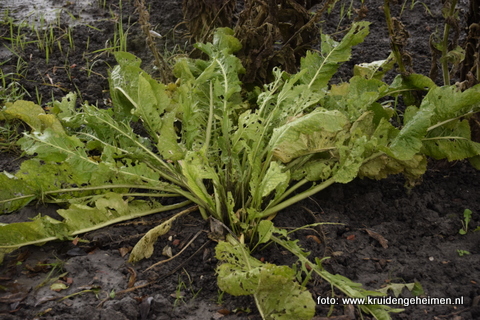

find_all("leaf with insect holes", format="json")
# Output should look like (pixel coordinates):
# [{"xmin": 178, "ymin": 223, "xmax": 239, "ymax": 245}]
[
  {"xmin": 354, "ymin": 53, "xmax": 396, "ymax": 80},
  {"xmin": 50, "ymin": 92, "xmax": 81, "ymax": 129},
  {"xmin": 428, "ymin": 85, "xmax": 480, "ymax": 124},
  {"xmin": 216, "ymin": 237, "xmax": 315, "ymax": 320},
  {"xmin": 0, "ymin": 172, "xmax": 36, "ymax": 213},
  {"xmin": 258, "ymin": 162, "xmax": 289, "ymax": 198},
  {"xmin": 301, "ymin": 21, "xmax": 370, "ymax": 90},
  {"xmin": 325, "ymin": 76, "xmax": 390, "ymax": 121},
  {"xmin": 270, "ymin": 229, "xmax": 405, "ymax": 320},
  {"xmin": 270, "ymin": 109, "xmax": 349, "ymax": 163},
  {"xmin": 423, "ymin": 119, "xmax": 480, "ymax": 161},
  {"xmin": 19, "ymin": 129, "xmax": 98, "ymax": 174},
  {"xmin": 0, "ymin": 193, "xmax": 169, "ymax": 264},
  {"xmin": 132, "ymin": 74, "xmax": 166, "ymax": 139},
  {"xmin": 157, "ymin": 111, "xmax": 185, "ymax": 161}
]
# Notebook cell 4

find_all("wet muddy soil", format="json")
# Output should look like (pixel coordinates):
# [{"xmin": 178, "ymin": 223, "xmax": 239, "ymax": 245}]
[{"xmin": 1, "ymin": 1, "xmax": 479, "ymax": 319}]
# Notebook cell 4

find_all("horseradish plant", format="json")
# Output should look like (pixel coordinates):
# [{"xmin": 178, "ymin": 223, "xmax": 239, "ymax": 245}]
[{"xmin": 1, "ymin": 25, "xmax": 480, "ymax": 319}]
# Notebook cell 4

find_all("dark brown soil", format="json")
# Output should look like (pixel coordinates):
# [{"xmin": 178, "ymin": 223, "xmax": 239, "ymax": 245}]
[{"xmin": 1, "ymin": 1, "xmax": 479, "ymax": 319}]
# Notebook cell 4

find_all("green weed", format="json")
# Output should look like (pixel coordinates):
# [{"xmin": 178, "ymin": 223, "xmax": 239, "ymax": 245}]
[
  {"xmin": 400, "ymin": 0, "xmax": 433, "ymax": 17},
  {"xmin": 0, "ymin": 55, "xmax": 28, "ymax": 105},
  {"xmin": 459, "ymin": 209, "xmax": 472, "ymax": 235},
  {"xmin": 216, "ymin": 290, "xmax": 225, "ymax": 305},
  {"xmin": 172, "ymin": 275, "xmax": 187, "ymax": 307},
  {"xmin": 0, "ymin": 120, "xmax": 23, "ymax": 153},
  {"xmin": 34, "ymin": 258, "xmax": 66, "ymax": 290},
  {"xmin": 457, "ymin": 249, "xmax": 471, "ymax": 256}
]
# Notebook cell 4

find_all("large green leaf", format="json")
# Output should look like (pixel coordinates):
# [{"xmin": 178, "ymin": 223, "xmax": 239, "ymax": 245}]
[
  {"xmin": 19, "ymin": 129, "xmax": 98, "ymax": 176},
  {"xmin": 423, "ymin": 119, "xmax": 480, "ymax": 161},
  {"xmin": 388, "ymin": 98, "xmax": 434, "ymax": 161},
  {"xmin": 300, "ymin": 21, "xmax": 370, "ymax": 90},
  {"xmin": 270, "ymin": 109, "xmax": 349, "ymax": 163},
  {"xmin": 390, "ymin": 85, "xmax": 480, "ymax": 161},
  {"xmin": 0, "ymin": 193, "xmax": 189, "ymax": 263}
]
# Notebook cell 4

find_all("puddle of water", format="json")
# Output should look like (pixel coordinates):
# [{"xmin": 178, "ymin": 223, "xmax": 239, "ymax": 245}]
[{"xmin": 0, "ymin": 0, "xmax": 101, "ymax": 26}]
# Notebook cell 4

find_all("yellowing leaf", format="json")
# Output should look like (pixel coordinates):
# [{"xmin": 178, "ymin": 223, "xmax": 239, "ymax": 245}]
[
  {"xmin": 128, "ymin": 206, "xmax": 197, "ymax": 263},
  {"xmin": 4, "ymin": 100, "xmax": 44, "ymax": 131},
  {"xmin": 270, "ymin": 109, "xmax": 349, "ymax": 163},
  {"xmin": 4, "ymin": 100, "xmax": 65, "ymax": 134},
  {"xmin": 50, "ymin": 282, "xmax": 69, "ymax": 292}
]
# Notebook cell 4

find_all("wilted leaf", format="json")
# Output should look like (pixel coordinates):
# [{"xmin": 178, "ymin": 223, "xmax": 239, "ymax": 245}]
[
  {"xmin": 50, "ymin": 282, "xmax": 69, "ymax": 292},
  {"xmin": 3, "ymin": 100, "xmax": 64, "ymax": 134},
  {"xmin": 128, "ymin": 206, "xmax": 197, "ymax": 263}
]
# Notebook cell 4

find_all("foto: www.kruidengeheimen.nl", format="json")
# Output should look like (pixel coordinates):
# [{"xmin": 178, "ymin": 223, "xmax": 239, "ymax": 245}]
[{"xmin": 317, "ymin": 295, "xmax": 464, "ymax": 307}]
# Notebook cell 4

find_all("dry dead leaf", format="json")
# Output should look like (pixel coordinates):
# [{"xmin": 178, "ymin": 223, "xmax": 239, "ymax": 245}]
[
  {"xmin": 0, "ymin": 291, "xmax": 28, "ymax": 304},
  {"xmin": 127, "ymin": 267, "xmax": 137, "ymax": 288},
  {"xmin": 365, "ymin": 229, "xmax": 388, "ymax": 249},
  {"xmin": 306, "ymin": 235, "xmax": 321, "ymax": 244},
  {"xmin": 72, "ymin": 237, "xmax": 79, "ymax": 246},
  {"xmin": 162, "ymin": 245, "xmax": 173, "ymax": 258},
  {"xmin": 119, "ymin": 246, "xmax": 132, "ymax": 257},
  {"xmin": 217, "ymin": 308, "xmax": 230, "ymax": 315}
]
